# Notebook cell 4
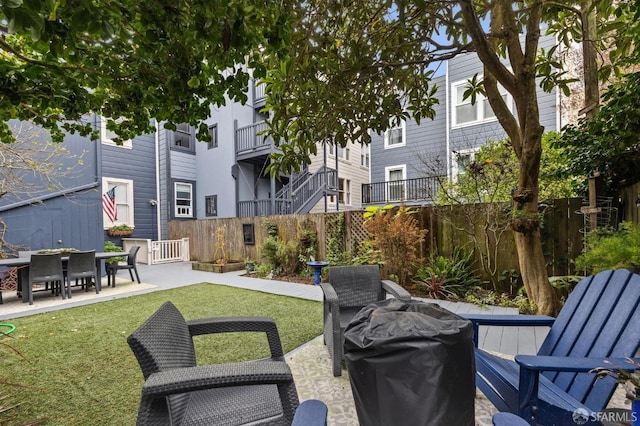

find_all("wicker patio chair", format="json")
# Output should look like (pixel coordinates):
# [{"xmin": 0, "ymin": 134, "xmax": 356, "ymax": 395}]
[
  {"xmin": 65, "ymin": 250, "xmax": 98, "ymax": 297},
  {"xmin": 106, "ymin": 245, "xmax": 140, "ymax": 287},
  {"xmin": 320, "ymin": 265, "xmax": 412, "ymax": 376},
  {"xmin": 128, "ymin": 301, "xmax": 317, "ymax": 426}
]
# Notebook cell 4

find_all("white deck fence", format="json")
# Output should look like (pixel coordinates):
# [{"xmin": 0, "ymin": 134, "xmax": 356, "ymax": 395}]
[{"xmin": 122, "ymin": 238, "xmax": 190, "ymax": 265}]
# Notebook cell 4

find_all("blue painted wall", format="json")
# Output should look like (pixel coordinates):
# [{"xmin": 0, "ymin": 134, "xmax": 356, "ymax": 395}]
[{"xmin": 0, "ymin": 120, "xmax": 103, "ymax": 253}]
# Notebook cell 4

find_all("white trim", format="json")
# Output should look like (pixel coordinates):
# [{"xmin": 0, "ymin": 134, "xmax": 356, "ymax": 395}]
[
  {"xmin": 450, "ymin": 79, "xmax": 512, "ymax": 128},
  {"xmin": 451, "ymin": 148, "xmax": 479, "ymax": 181},
  {"xmin": 385, "ymin": 164, "xmax": 406, "ymax": 202},
  {"xmin": 102, "ymin": 177, "xmax": 135, "ymax": 228},
  {"xmin": 174, "ymin": 182, "xmax": 193, "ymax": 218},
  {"xmin": 100, "ymin": 117, "xmax": 132, "ymax": 148},
  {"xmin": 383, "ymin": 119, "xmax": 406, "ymax": 149}
]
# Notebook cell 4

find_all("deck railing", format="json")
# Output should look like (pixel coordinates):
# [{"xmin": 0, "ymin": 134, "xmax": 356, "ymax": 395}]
[
  {"xmin": 235, "ymin": 121, "xmax": 272, "ymax": 153},
  {"xmin": 362, "ymin": 176, "xmax": 443, "ymax": 205},
  {"xmin": 237, "ymin": 199, "xmax": 293, "ymax": 217}
]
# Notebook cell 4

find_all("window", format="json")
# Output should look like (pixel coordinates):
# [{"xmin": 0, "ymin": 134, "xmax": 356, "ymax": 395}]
[
  {"xmin": 102, "ymin": 177, "xmax": 134, "ymax": 228},
  {"xmin": 452, "ymin": 80, "xmax": 510, "ymax": 126},
  {"xmin": 337, "ymin": 145, "xmax": 350, "ymax": 161},
  {"xmin": 338, "ymin": 178, "xmax": 351, "ymax": 205},
  {"xmin": 385, "ymin": 165, "xmax": 406, "ymax": 201},
  {"xmin": 175, "ymin": 182, "xmax": 193, "ymax": 217},
  {"xmin": 205, "ymin": 195, "xmax": 217, "ymax": 217},
  {"xmin": 360, "ymin": 144, "xmax": 370, "ymax": 168},
  {"xmin": 100, "ymin": 117, "xmax": 132, "ymax": 148},
  {"xmin": 172, "ymin": 123, "xmax": 194, "ymax": 152},
  {"xmin": 452, "ymin": 148, "xmax": 478, "ymax": 180},
  {"xmin": 384, "ymin": 119, "xmax": 406, "ymax": 148},
  {"xmin": 207, "ymin": 124, "xmax": 218, "ymax": 149}
]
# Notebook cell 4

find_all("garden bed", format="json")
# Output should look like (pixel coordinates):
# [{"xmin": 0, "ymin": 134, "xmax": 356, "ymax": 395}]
[{"xmin": 192, "ymin": 261, "xmax": 245, "ymax": 273}]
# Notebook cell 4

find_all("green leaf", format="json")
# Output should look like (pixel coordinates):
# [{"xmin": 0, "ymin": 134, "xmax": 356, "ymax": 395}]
[{"xmin": 187, "ymin": 76, "xmax": 201, "ymax": 88}]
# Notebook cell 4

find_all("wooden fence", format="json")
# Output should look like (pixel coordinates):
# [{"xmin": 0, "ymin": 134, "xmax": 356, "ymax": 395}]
[{"xmin": 169, "ymin": 197, "xmax": 590, "ymax": 282}]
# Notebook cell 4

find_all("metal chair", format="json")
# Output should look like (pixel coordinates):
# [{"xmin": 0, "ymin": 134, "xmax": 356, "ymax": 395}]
[
  {"xmin": 106, "ymin": 245, "xmax": 140, "ymax": 287},
  {"xmin": 28, "ymin": 253, "xmax": 65, "ymax": 305},
  {"xmin": 128, "ymin": 301, "xmax": 318, "ymax": 425},
  {"xmin": 65, "ymin": 250, "xmax": 98, "ymax": 298},
  {"xmin": 319, "ymin": 265, "xmax": 412, "ymax": 376}
]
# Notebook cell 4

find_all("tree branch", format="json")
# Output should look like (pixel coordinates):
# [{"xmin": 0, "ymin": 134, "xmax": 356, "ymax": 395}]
[{"xmin": 457, "ymin": 0, "xmax": 517, "ymax": 93}]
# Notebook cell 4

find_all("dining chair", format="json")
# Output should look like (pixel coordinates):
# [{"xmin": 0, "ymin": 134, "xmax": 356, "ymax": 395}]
[
  {"xmin": 106, "ymin": 245, "xmax": 140, "ymax": 287},
  {"xmin": 65, "ymin": 250, "xmax": 99, "ymax": 298},
  {"xmin": 28, "ymin": 253, "xmax": 65, "ymax": 305}
]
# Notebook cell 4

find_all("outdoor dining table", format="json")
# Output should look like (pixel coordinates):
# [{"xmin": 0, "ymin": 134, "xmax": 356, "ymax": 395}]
[{"xmin": 0, "ymin": 251, "xmax": 128, "ymax": 303}]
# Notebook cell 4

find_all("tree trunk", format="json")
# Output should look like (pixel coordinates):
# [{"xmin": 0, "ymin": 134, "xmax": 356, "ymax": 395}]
[{"xmin": 514, "ymin": 227, "xmax": 561, "ymax": 316}]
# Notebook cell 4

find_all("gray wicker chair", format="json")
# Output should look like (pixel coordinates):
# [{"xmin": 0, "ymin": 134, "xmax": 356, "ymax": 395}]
[
  {"xmin": 65, "ymin": 250, "xmax": 98, "ymax": 297},
  {"xmin": 320, "ymin": 265, "xmax": 412, "ymax": 376},
  {"xmin": 128, "ymin": 301, "xmax": 304, "ymax": 425}
]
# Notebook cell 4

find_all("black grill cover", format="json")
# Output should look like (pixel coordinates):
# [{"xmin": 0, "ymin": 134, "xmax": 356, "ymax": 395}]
[{"xmin": 344, "ymin": 299, "xmax": 475, "ymax": 426}]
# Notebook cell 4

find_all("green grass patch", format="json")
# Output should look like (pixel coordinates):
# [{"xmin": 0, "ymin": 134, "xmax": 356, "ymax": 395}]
[{"xmin": 0, "ymin": 283, "xmax": 322, "ymax": 425}]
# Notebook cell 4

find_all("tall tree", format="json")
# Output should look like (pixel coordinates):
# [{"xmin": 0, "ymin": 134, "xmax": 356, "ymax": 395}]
[
  {"xmin": 0, "ymin": 0, "xmax": 286, "ymax": 143},
  {"xmin": 263, "ymin": 0, "xmax": 629, "ymax": 315},
  {"xmin": 1, "ymin": 0, "xmax": 632, "ymax": 315}
]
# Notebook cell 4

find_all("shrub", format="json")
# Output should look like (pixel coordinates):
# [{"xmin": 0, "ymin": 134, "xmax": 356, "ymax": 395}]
[
  {"xmin": 363, "ymin": 205, "xmax": 425, "ymax": 287},
  {"xmin": 464, "ymin": 289, "xmax": 537, "ymax": 315},
  {"xmin": 260, "ymin": 236, "xmax": 299, "ymax": 276},
  {"xmin": 411, "ymin": 247, "xmax": 481, "ymax": 298},
  {"xmin": 575, "ymin": 222, "xmax": 640, "ymax": 273}
]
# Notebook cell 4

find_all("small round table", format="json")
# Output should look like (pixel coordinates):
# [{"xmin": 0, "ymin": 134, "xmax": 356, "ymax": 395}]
[{"xmin": 306, "ymin": 261, "xmax": 329, "ymax": 285}]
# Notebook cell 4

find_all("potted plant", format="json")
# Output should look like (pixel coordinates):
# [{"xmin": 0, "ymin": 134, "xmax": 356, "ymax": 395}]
[
  {"xmin": 592, "ymin": 358, "xmax": 640, "ymax": 425},
  {"xmin": 37, "ymin": 248, "xmax": 78, "ymax": 257},
  {"xmin": 107, "ymin": 224, "xmax": 134, "ymax": 237},
  {"xmin": 245, "ymin": 258, "xmax": 256, "ymax": 272}
]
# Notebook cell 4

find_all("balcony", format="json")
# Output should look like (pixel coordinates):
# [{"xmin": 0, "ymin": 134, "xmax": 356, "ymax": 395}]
[
  {"xmin": 252, "ymin": 79, "xmax": 266, "ymax": 110},
  {"xmin": 362, "ymin": 176, "xmax": 443, "ymax": 205},
  {"xmin": 235, "ymin": 121, "xmax": 275, "ymax": 161}
]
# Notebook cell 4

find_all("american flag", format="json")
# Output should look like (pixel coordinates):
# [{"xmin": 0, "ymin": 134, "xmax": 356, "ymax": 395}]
[{"xmin": 102, "ymin": 187, "xmax": 117, "ymax": 222}]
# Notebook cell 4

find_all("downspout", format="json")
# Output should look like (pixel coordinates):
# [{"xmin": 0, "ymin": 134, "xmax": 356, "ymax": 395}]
[
  {"xmin": 323, "ymin": 139, "xmax": 327, "ymax": 212},
  {"xmin": 445, "ymin": 60, "xmax": 451, "ymax": 181},
  {"xmin": 154, "ymin": 120, "xmax": 161, "ymax": 240},
  {"xmin": 335, "ymin": 145, "xmax": 339, "ymax": 211}
]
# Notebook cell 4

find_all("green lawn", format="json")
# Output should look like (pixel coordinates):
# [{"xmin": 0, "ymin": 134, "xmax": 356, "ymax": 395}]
[{"xmin": 0, "ymin": 283, "xmax": 322, "ymax": 425}]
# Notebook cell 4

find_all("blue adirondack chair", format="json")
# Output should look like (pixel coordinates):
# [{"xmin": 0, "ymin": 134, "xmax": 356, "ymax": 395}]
[{"xmin": 466, "ymin": 269, "xmax": 640, "ymax": 426}]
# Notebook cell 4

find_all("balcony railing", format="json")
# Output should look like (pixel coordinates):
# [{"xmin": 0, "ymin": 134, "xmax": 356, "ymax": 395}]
[
  {"xmin": 253, "ymin": 80, "xmax": 266, "ymax": 106},
  {"xmin": 362, "ymin": 176, "xmax": 443, "ymax": 205},
  {"xmin": 237, "ymin": 199, "xmax": 293, "ymax": 218},
  {"xmin": 235, "ymin": 121, "xmax": 273, "ymax": 153}
]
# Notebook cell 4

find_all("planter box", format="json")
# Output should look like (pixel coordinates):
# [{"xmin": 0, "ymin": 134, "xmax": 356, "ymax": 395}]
[
  {"xmin": 107, "ymin": 229, "xmax": 133, "ymax": 237},
  {"xmin": 191, "ymin": 261, "xmax": 245, "ymax": 273}
]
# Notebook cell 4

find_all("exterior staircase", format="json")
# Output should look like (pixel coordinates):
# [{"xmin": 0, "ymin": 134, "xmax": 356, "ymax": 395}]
[{"xmin": 276, "ymin": 166, "xmax": 338, "ymax": 214}]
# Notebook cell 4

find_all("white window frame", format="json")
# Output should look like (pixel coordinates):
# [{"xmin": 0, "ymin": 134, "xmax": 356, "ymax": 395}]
[
  {"xmin": 174, "ymin": 182, "xmax": 193, "ymax": 218},
  {"xmin": 385, "ymin": 165, "xmax": 406, "ymax": 201},
  {"xmin": 451, "ymin": 148, "xmax": 479, "ymax": 181},
  {"xmin": 102, "ymin": 177, "xmax": 134, "ymax": 228},
  {"xmin": 100, "ymin": 117, "xmax": 132, "ymax": 148},
  {"xmin": 383, "ymin": 119, "xmax": 406, "ymax": 149},
  {"xmin": 451, "ymin": 79, "xmax": 511, "ymax": 128},
  {"xmin": 337, "ymin": 145, "xmax": 350, "ymax": 161},
  {"xmin": 360, "ymin": 144, "xmax": 370, "ymax": 168},
  {"xmin": 338, "ymin": 178, "xmax": 351, "ymax": 205}
]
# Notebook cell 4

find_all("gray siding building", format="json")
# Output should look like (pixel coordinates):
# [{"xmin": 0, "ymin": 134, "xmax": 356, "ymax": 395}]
[{"xmin": 367, "ymin": 34, "xmax": 562, "ymax": 206}]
